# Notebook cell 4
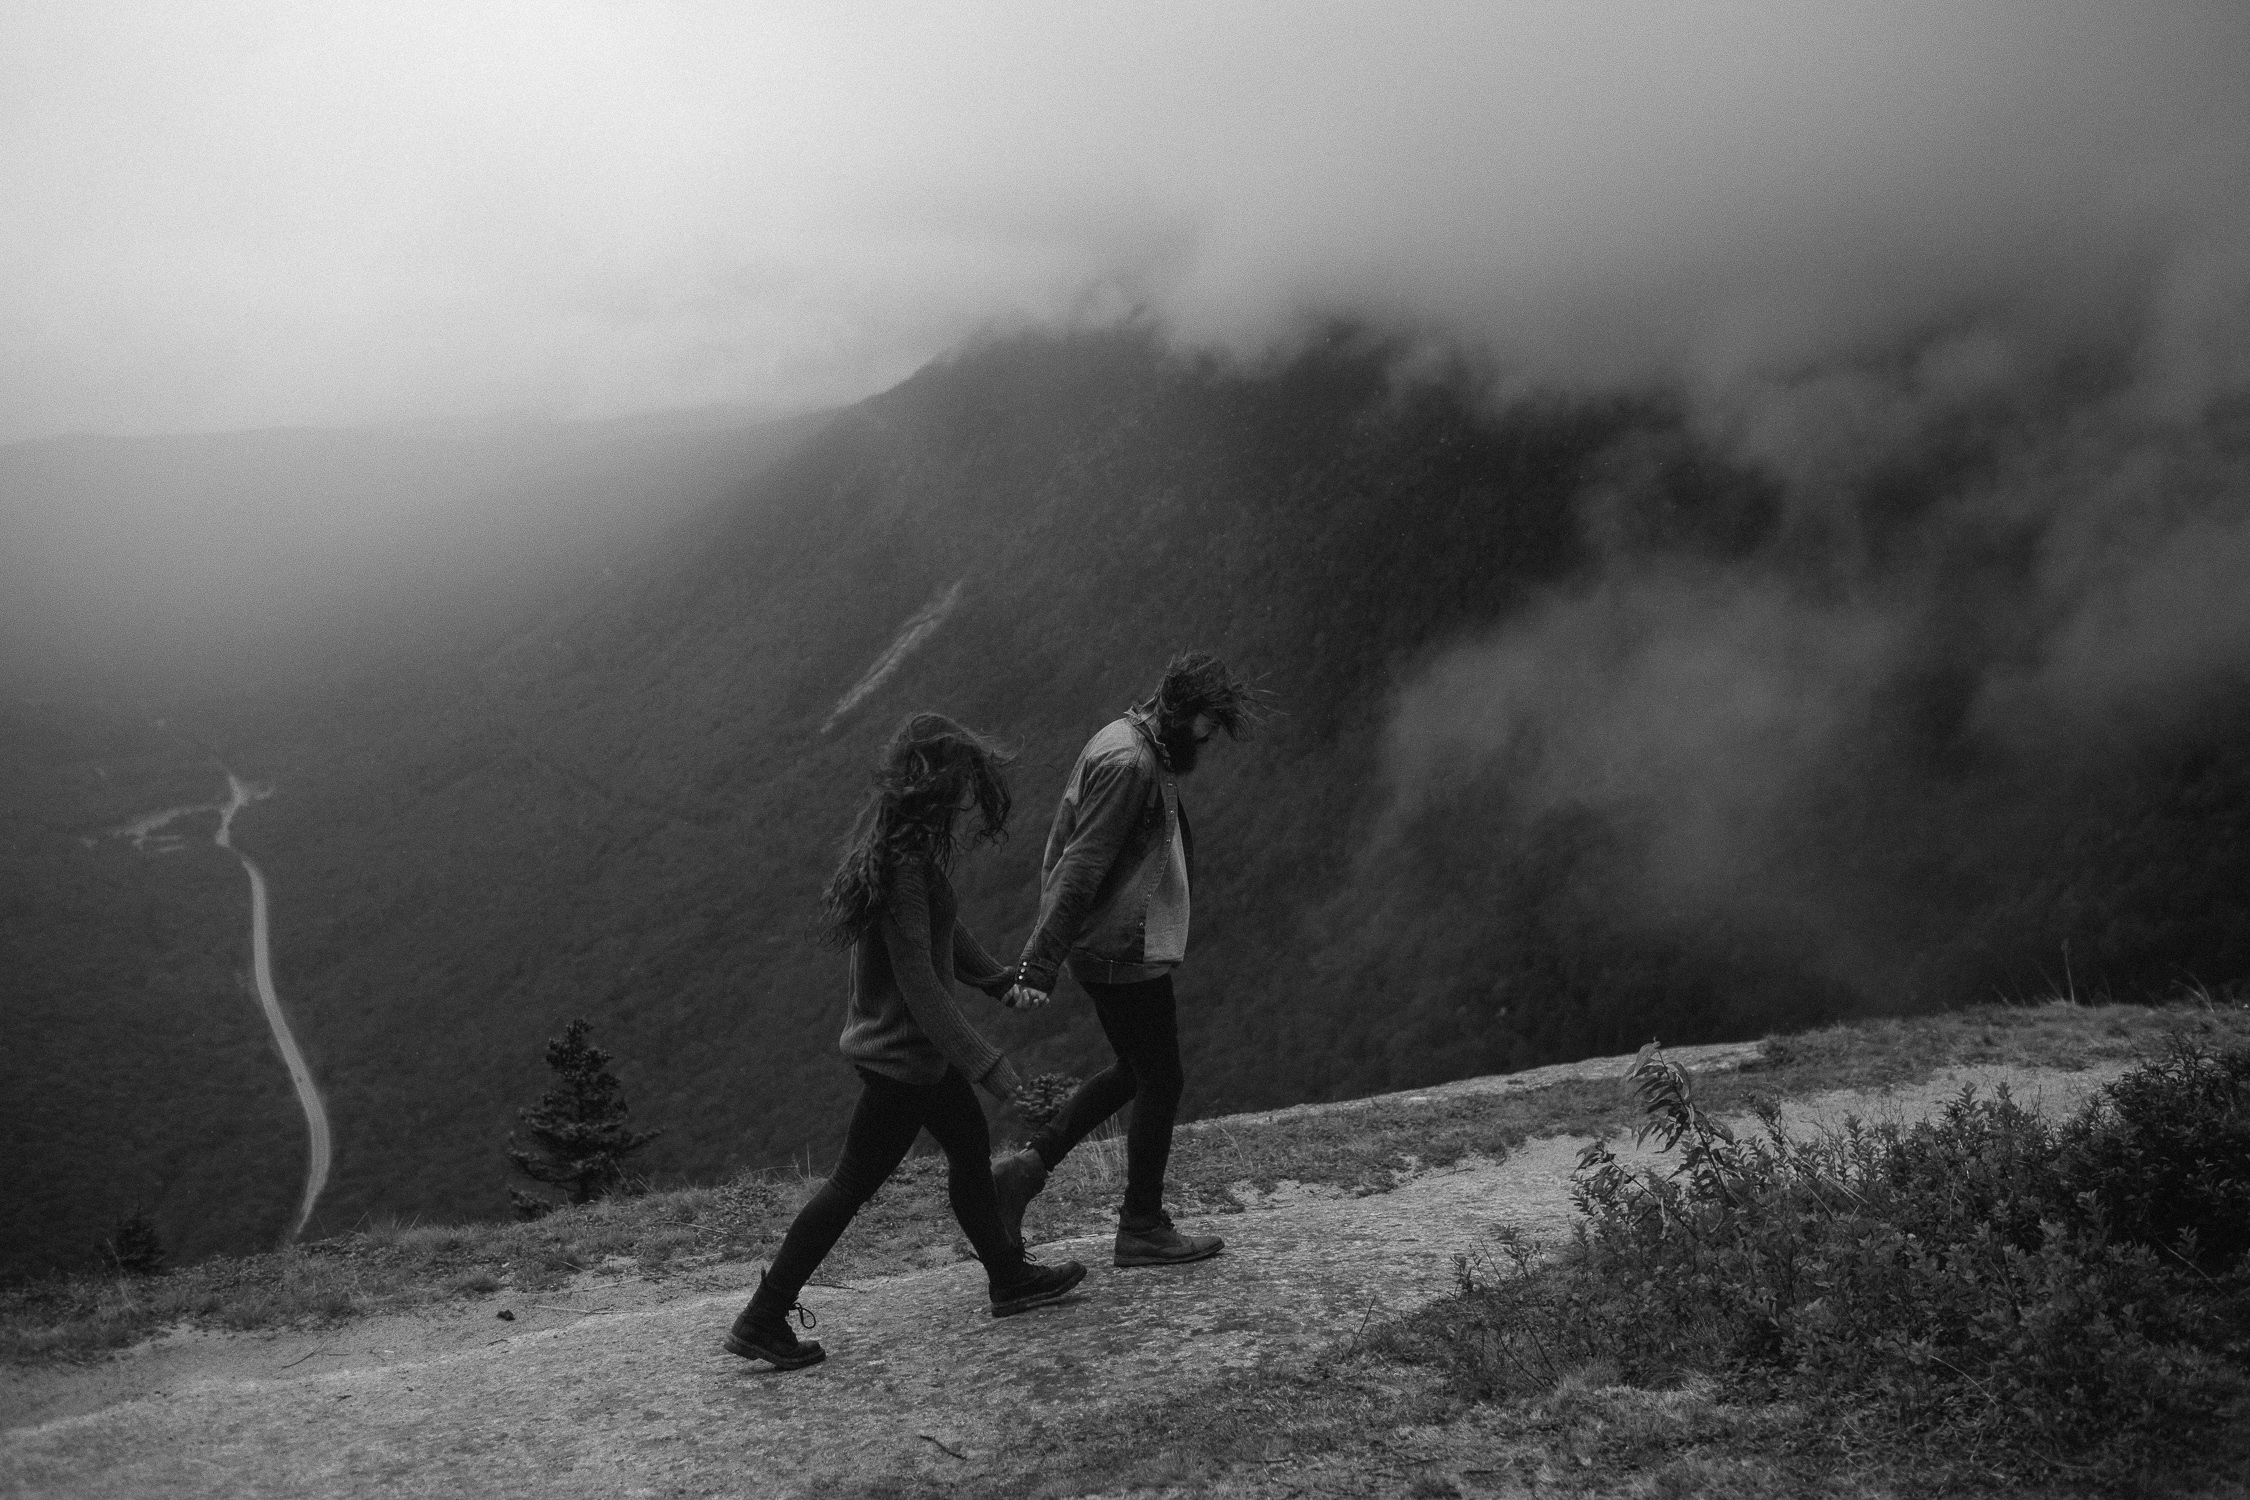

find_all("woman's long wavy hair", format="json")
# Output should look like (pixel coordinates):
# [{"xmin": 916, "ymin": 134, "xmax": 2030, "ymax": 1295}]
[{"xmin": 818, "ymin": 712, "xmax": 1014, "ymax": 949}]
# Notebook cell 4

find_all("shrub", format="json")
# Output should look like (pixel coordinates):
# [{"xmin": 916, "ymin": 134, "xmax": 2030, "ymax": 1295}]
[
  {"xmin": 1403, "ymin": 1041, "xmax": 2250, "ymax": 1481},
  {"xmin": 2059, "ymin": 1037, "xmax": 2250, "ymax": 1276}
]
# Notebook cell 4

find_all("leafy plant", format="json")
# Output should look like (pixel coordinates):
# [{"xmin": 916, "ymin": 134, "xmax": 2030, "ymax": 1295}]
[
  {"xmin": 2059, "ymin": 1036, "xmax": 2250, "ymax": 1276},
  {"xmin": 1011, "ymin": 1072, "xmax": 1082, "ymax": 1130}
]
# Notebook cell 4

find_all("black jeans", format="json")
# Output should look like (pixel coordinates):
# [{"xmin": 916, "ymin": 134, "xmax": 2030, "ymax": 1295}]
[
  {"xmin": 1029, "ymin": 973, "xmax": 1183, "ymax": 1223},
  {"xmin": 765, "ymin": 1065, "xmax": 1017, "ymax": 1299}
]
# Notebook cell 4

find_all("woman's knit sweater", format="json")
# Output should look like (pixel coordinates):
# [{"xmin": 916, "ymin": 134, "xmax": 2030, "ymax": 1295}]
[{"xmin": 838, "ymin": 860, "xmax": 1024, "ymax": 1098}]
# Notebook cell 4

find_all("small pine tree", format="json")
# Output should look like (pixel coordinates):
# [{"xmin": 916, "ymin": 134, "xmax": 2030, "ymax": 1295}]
[
  {"xmin": 106, "ymin": 1210, "xmax": 166, "ymax": 1276},
  {"xmin": 506, "ymin": 1019, "xmax": 662, "ymax": 1210}
]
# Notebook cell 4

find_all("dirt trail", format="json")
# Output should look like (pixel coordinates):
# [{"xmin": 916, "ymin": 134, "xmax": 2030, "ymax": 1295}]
[{"xmin": 0, "ymin": 1051, "xmax": 2125, "ymax": 1499}]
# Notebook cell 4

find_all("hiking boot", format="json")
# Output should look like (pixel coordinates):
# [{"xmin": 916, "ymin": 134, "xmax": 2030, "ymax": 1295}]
[
  {"xmin": 724, "ymin": 1272, "xmax": 826, "ymax": 1369},
  {"xmin": 991, "ymin": 1147, "xmax": 1049, "ymax": 1249},
  {"xmin": 1114, "ymin": 1212, "xmax": 1224, "ymax": 1268},
  {"xmin": 988, "ymin": 1256, "xmax": 1087, "ymax": 1318}
]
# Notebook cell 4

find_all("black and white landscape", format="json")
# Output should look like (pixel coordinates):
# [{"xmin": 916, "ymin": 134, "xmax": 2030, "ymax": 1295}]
[{"xmin": 5, "ymin": 4, "xmax": 2248, "ymax": 1288}]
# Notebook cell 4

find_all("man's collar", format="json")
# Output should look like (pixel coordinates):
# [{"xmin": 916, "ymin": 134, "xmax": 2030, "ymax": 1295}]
[{"xmin": 1125, "ymin": 706, "xmax": 1171, "ymax": 770}]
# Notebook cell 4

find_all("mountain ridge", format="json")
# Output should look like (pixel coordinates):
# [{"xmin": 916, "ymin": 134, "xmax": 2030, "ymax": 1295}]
[{"xmin": 10, "ymin": 324, "xmax": 2248, "ymax": 1277}]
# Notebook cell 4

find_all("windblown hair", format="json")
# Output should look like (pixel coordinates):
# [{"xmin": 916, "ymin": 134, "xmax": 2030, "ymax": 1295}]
[
  {"xmin": 1143, "ymin": 650, "xmax": 1267, "ymax": 739},
  {"xmin": 818, "ymin": 712, "xmax": 1014, "ymax": 949}
]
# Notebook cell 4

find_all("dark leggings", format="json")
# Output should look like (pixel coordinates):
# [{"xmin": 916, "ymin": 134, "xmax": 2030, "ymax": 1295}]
[
  {"xmin": 765, "ymin": 1065, "xmax": 1017, "ymax": 1299},
  {"xmin": 1029, "ymin": 974, "xmax": 1182, "ymax": 1222}
]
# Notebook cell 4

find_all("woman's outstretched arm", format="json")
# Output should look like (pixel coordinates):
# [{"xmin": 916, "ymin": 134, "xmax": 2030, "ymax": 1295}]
[
  {"xmin": 951, "ymin": 919, "xmax": 1015, "ymax": 998},
  {"xmin": 881, "ymin": 864, "xmax": 1024, "ymax": 1100}
]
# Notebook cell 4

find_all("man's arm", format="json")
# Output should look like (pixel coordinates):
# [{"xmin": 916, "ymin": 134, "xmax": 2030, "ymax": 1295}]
[
  {"xmin": 881, "ymin": 866, "xmax": 1024, "ymax": 1100},
  {"xmin": 1016, "ymin": 753, "xmax": 1149, "ymax": 993}
]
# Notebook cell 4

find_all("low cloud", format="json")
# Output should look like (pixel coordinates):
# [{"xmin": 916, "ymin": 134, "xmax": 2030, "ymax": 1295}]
[
  {"xmin": 1387, "ymin": 570, "xmax": 1902, "ymax": 909},
  {"xmin": 1380, "ymin": 205, "xmax": 2250, "ymax": 987}
]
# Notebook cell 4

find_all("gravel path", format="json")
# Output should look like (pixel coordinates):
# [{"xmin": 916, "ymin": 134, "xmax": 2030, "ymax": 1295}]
[{"xmin": 0, "ymin": 1050, "xmax": 2126, "ymax": 1499}]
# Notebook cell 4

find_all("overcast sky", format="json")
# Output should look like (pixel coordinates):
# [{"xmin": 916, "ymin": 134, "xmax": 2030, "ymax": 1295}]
[{"xmin": 5, "ymin": 2, "xmax": 2246, "ymax": 442}]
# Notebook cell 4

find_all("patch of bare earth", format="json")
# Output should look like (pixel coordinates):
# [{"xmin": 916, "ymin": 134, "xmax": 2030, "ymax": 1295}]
[{"xmin": 0, "ymin": 1046, "xmax": 2132, "ymax": 1499}]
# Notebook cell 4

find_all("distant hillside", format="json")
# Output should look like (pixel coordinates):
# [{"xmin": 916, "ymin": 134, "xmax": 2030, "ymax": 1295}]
[
  {"xmin": 10, "ymin": 326, "xmax": 2248, "ymax": 1276},
  {"xmin": 0, "ymin": 405, "xmax": 823, "ymax": 697}
]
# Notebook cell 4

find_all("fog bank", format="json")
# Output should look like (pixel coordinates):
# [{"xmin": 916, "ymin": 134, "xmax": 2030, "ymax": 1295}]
[
  {"xmin": 1382, "ymin": 246, "xmax": 2250, "ymax": 995},
  {"xmin": 7, "ymin": 4, "xmax": 2244, "ymax": 441}
]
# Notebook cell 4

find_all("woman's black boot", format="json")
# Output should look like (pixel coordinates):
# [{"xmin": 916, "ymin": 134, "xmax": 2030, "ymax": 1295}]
[{"xmin": 726, "ymin": 1271, "xmax": 826, "ymax": 1369}]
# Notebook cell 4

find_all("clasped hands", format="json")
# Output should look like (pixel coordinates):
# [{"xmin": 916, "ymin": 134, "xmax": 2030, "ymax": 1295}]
[{"xmin": 990, "ymin": 966, "xmax": 1051, "ymax": 1011}]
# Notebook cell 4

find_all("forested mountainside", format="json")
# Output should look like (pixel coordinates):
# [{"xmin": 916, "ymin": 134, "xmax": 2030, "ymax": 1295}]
[
  {"xmin": 2, "ymin": 409, "xmax": 818, "ymax": 1278},
  {"xmin": 1, "ymin": 708, "xmax": 305, "ymax": 1276},
  {"xmin": 13, "ymin": 325, "xmax": 2248, "ymax": 1275}
]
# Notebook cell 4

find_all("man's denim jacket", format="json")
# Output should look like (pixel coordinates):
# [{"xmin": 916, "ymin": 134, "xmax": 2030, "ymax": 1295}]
[{"xmin": 1017, "ymin": 710, "xmax": 1195, "ymax": 992}]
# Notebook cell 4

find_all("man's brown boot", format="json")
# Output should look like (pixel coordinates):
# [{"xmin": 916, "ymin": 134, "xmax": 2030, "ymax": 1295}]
[{"xmin": 1114, "ymin": 1212, "xmax": 1223, "ymax": 1268}]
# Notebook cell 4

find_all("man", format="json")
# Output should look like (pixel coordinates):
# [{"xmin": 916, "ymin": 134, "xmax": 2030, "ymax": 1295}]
[{"xmin": 992, "ymin": 651, "xmax": 1260, "ymax": 1267}]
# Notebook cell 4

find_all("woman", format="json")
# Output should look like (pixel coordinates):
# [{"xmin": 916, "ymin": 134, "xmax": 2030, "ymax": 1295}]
[{"xmin": 726, "ymin": 712, "xmax": 1086, "ymax": 1370}]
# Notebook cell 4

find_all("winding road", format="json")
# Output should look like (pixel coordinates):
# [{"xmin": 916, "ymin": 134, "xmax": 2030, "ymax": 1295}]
[
  {"xmin": 103, "ymin": 773, "xmax": 332, "ymax": 1238},
  {"xmin": 116, "ymin": 774, "xmax": 334, "ymax": 1241},
  {"xmin": 210, "ymin": 773, "xmax": 332, "ymax": 1242}
]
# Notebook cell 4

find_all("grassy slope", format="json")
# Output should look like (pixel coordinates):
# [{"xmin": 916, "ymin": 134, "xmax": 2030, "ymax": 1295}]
[{"xmin": 9, "ymin": 999, "xmax": 2241, "ymax": 1371}]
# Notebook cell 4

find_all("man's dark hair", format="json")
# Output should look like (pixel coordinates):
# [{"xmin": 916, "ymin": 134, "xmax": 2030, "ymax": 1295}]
[{"xmin": 1144, "ymin": 651, "xmax": 1264, "ymax": 739}]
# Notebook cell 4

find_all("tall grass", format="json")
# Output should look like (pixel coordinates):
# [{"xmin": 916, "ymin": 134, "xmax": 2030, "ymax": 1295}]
[{"xmin": 14, "ymin": 1001, "xmax": 2245, "ymax": 1376}]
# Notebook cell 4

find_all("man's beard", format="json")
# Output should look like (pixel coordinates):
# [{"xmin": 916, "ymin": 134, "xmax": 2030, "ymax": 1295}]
[{"xmin": 1158, "ymin": 717, "xmax": 1201, "ymax": 774}]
